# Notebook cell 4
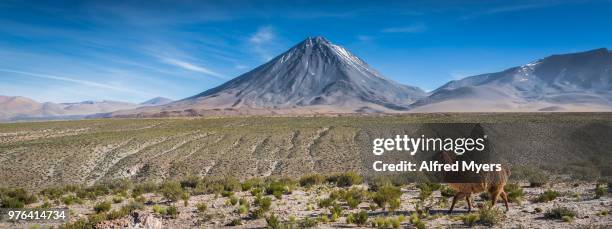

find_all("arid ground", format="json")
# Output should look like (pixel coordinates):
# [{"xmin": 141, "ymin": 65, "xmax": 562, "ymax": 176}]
[{"xmin": 0, "ymin": 113, "xmax": 611, "ymax": 228}]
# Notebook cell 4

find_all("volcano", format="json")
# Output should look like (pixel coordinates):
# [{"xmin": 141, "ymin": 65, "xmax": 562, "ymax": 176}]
[{"xmin": 111, "ymin": 36, "xmax": 425, "ymax": 117}]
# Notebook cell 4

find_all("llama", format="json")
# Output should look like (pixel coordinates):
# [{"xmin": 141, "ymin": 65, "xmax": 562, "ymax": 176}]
[{"xmin": 440, "ymin": 151, "xmax": 511, "ymax": 213}]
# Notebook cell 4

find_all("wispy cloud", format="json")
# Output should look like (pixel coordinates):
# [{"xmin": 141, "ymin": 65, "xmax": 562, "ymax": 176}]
[
  {"xmin": 160, "ymin": 57, "xmax": 226, "ymax": 80},
  {"xmin": 461, "ymin": 1, "xmax": 566, "ymax": 19},
  {"xmin": 0, "ymin": 68, "xmax": 154, "ymax": 96},
  {"xmin": 249, "ymin": 26, "xmax": 277, "ymax": 61},
  {"xmin": 381, "ymin": 24, "xmax": 427, "ymax": 33}
]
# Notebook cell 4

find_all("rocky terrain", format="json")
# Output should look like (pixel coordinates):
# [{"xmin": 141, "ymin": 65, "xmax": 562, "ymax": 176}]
[{"xmin": 1, "ymin": 175, "xmax": 609, "ymax": 229}]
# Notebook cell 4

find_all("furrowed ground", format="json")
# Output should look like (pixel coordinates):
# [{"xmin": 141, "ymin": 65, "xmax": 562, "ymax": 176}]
[
  {"xmin": 1, "ymin": 113, "xmax": 612, "ymax": 190},
  {"xmin": 0, "ymin": 114, "xmax": 611, "ymax": 228}
]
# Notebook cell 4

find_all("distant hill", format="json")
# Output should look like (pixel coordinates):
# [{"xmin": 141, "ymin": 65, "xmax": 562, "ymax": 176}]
[
  {"xmin": 140, "ymin": 97, "xmax": 173, "ymax": 106},
  {"xmin": 0, "ymin": 96, "xmax": 143, "ymax": 121},
  {"xmin": 411, "ymin": 48, "xmax": 612, "ymax": 112}
]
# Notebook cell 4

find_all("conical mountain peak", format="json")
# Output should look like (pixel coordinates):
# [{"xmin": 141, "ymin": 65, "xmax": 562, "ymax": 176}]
[{"xmin": 180, "ymin": 37, "xmax": 425, "ymax": 111}]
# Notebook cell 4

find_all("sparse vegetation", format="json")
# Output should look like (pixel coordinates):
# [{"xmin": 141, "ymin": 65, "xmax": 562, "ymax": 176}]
[
  {"xmin": 1, "ymin": 115, "xmax": 611, "ymax": 228},
  {"xmin": 534, "ymin": 190, "xmax": 560, "ymax": 203},
  {"xmin": 0, "ymin": 188, "xmax": 38, "ymax": 208},
  {"xmin": 545, "ymin": 206, "xmax": 576, "ymax": 221}
]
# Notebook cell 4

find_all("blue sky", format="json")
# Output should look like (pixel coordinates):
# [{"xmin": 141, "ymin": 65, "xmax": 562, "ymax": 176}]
[{"xmin": 1, "ymin": 0, "xmax": 611, "ymax": 103}]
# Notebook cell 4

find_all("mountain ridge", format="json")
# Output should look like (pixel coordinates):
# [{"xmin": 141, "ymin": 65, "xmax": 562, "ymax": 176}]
[{"xmin": 411, "ymin": 48, "xmax": 612, "ymax": 112}]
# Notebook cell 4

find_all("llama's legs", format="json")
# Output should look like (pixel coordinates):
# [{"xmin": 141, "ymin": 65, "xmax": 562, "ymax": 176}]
[
  {"xmin": 465, "ymin": 194, "xmax": 473, "ymax": 213},
  {"xmin": 490, "ymin": 190, "xmax": 500, "ymax": 209},
  {"xmin": 448, "ymin": 193, "xmax": 463, "ymax": 213},
  {"xmin": 501, "ymin": 191, "xmax": 509, "ymax": 212}
]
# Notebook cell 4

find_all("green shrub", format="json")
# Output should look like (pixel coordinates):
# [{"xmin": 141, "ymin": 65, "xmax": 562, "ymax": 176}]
[
  {"xmin": 134, "ymin": 195, "xmax": 146, "ymax": 203},
  {"xmin": 346, "ymin": 213, "xmax": 355, "ymax": 224},
  {"xmin": 241, "ymin": 178, "xmax": 262, "ymax": 191},
  {"xmin": 265, "ymin": 181, "xmax": 290, "ymax": 199},
  {"xmin": 318, "ymin": 198, "xmax": 335, "ymax": 209},
  {"xmin": 417, "ymin": 183, "xmax": 440, "ymax": 201},
  {"xmin": 167, "ymin": 205, "xmax": 178, "ymax": 218},
  {"xmin": 132, "ymin": 181, "xmax": 157, "ymax": 197},
  {"xmin": 93, "ymin": 201, "xmax": 111, "ymax": 213},
  {"xmin": 229, "ymin": 196, "xmax": 239, "ymax": 206},
  {"xmin": 342, "ymin": 187, "xmax": 367, "ymax": 209},
  {"xmin": 409, "ymin": 212, "xmax": 426, "ymax": 229},
  {"xmin": 595, "ymin": 186, "xmax": 606, "ymax": 199},
  {"xmin": 152, "ymin": 204, "xmax": 167, "ymax": 215},
  {"xmin": 461, "ymin": 214, "xmax": 479, "ymax": 227},
  {"xmin": 221, "ymin": 190, "xmax": 234, "ymax": 197},
  {"xmin": 300, "ymin": 217, "xmax": 319, "ymax": 228},
  {"xmin": 545, "ymin": 206, "xmax": 576, "ymax": 220},
  {"xmin": 105, "ymin": 179, "xmax": 133, "ymax": 195},
  {"xmin": 528, "ymin": 172, "xmax": 548, "ymax": 187},
  {"xmin": 61, "ymin": 195, "xmax": 83, "ymax": 205},
  {"xmin": 318, "ymin": 214, "xmax": 329, "ymax": 224},
  {"xmin": 477, "ymin": 206, "xmax": 504, "ymax": 226},
  {"xmin": 112, "ymin": 195, "xmax": 124, "ymax": 204},
  {"xmin": 180, "ymin": 176, "xmax": 201, "ymax": 189},
  {"xmin": 504, "ymin": 183, "xmax": 524, "ymax": 203},
  {"xmin": 534, "ymin": 190, "xmax": 559, "ymax": 203},
  {"xmin": 222, "ymin": 177, "xmax": 242, "ymax": 192},
  {"xmin": 39, "ymin": 187, "xmax": 65, "ymax": 200},
  {"xmin": 76, "ymin": 184, "xmax": 110, "ymax": 200},
  {"xmin": 329, "ymin": 203, "xmax": 343, "ymax": 216},
  {"xmin": 328, "ymin": 171, "xmax": 363, "ymax": 187},
  {"xmin": 355, "ymin": 210, "xmax": 368, "ymax": 225},
  {"xmin": 372, "ymin": 183, "xmax": 401, "ymax": 210},
  {"xmin": 123, "ymin": 201, "xmax": 144, "ymax": 212},
  {"xmin": 238, "ymin": 204, "xmax": 249, "ymax": 214},
  {"xmin": 266, "ymin": 214, "xmax": 281, "ymax": 228},
  {"xmin": 1, "ymin": 188, "xmax": 38, "ymax": 208},
  {"xmin": 300, "ymin": 174, "xmax": 326, "ymax": 188},
  {"xmin": 196, "ymin": 202, "xmax": 207, "ymax": 212},
  {"xmin": 250, "ymin": 188, "xmax": 263, "ymax": 196},
  {"xmin": 159, "ymin": 181, "xmax": 184, "ymax": 202},
  {"xmin": 239, "ymin": 198, "xmax": 248, "ymax": 206},
  {"xmin": 1, "ymin": 197, "xmax": 25, "ymax": 208},
  {"xmin": 372, "ymin": 216, "xmax": 404, "ymax": 229},
  {"xmin": 182, "ymin": 192, "xmax": 190, "ymax": 207},
  {"xmin": 254, "ymin": 196, "xmax": 272, "ymax": 212}
]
